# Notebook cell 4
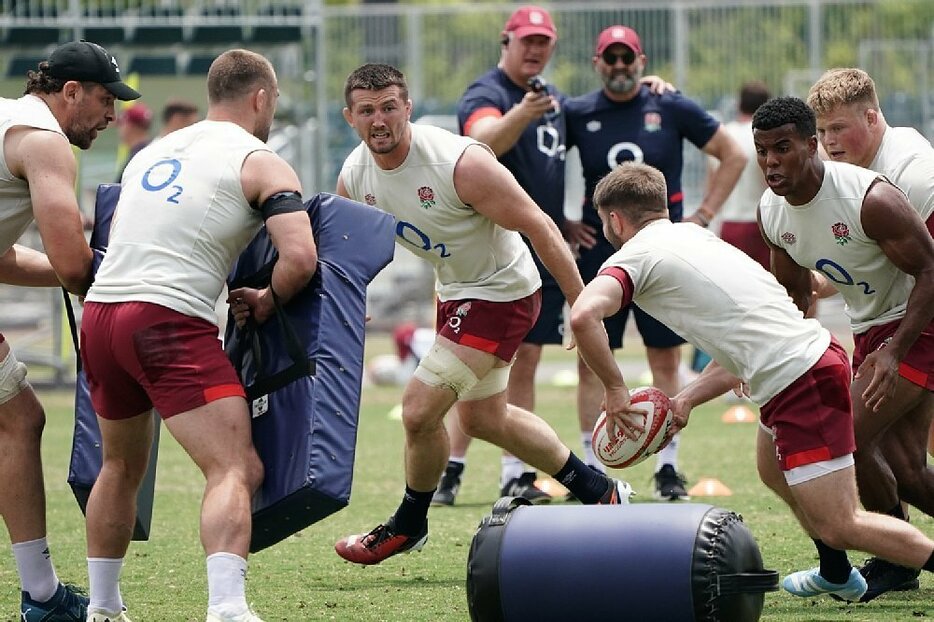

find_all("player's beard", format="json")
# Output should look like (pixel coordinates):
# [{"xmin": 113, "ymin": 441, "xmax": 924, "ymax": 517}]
[{"xmin": 605, "ymin": 68, "xmax": 641, "ymax": 95}]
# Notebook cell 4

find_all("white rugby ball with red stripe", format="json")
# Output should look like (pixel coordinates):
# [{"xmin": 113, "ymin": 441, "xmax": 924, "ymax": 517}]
[{"xmin": 592, "ymin": 386, "xmax": 674, "ymax": 469}]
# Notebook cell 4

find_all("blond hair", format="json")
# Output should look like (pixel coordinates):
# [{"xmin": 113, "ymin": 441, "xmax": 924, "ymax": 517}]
[{"xmin": 806, "ymin": 68, "xmax": 879, "ymax": 117}]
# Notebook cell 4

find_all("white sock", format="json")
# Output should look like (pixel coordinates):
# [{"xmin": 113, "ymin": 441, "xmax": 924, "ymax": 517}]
[
  {"xmin": 500, "ymin": 456, "xmax": 525, "ymax": 488},
  {"xmin": 448, "ymin": 456, "xmax": 466, "ymax": 467},
  {"xmin": 87, "ymin": 557, "xmax": 124, "ymax": 614},
  {"xmin": 206, "ymin": 552, "xmax": 249, "ymax": 615},
  {"xmin": 580, "ymin": 432, "xmax": 605, "ymax": 473},
  {"xmin": 656, "ymin": 432, "xmax": 680, "ymax": 472},
  {"xmin": 12, "ymin": 538, "xmax": 58, "ymax": 603}
]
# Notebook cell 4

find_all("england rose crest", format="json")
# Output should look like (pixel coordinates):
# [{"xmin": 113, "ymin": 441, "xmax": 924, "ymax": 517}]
[
  {"xmin": 831, "ymin": 222, "xmax": 851, "ymax": 246},
  {"xmin": 364, "ymin": 193, "xmax": 376, "ymax": 206},
  {"xmin": 418, "ymin": 186, "xmax": 436, "ymax": 210}
]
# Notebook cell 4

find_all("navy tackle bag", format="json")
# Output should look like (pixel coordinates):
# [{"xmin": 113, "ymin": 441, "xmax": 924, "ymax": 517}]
[
  {"xmin": 467, "ymin": 500, "xmax": 779, "ymax": 622},
  {"xmin": 224, "ymin": 192, "xmax": 394, "ymax": 552},
  {"xmin": 66, "ymin": 183, "xmax": 161, "ymax": 541}
]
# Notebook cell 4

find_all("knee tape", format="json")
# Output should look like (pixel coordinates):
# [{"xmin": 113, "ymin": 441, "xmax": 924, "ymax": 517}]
[
  {"xmin": 0, "ymin": 350, "xmax": 28, "ymax": 405},
  {"xmin": 413, "ymin": 343, "xmax": 479, "ymax": 399},
  {"xmin": 461, "ymin": 364, "xmax": 510, "ymax": 401}
]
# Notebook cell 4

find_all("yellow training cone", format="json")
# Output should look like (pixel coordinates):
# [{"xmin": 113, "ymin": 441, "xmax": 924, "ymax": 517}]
[
  {"xmin": 722, "ymin": 405, "xmax": 755, "ymax": 423},
  {"xmin": 688, "ymin": 477, "xmax": 732, "ymax": 497},
  {"xmin": 535, "ymin": 476, "xmax": 569, "ymax": 498},
  {"xmin": 387, "ymin": 403, "xmax": 403, "ymax": 420}
]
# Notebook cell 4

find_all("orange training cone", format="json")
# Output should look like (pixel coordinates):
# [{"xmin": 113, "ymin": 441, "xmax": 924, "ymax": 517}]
[
  {"xmin": 722, "ymin": 405, "xmax": 755, "ymax": 424},
  {"xmin": 688, "ymin": 477, "xmax": 732, "ymax": 497}
]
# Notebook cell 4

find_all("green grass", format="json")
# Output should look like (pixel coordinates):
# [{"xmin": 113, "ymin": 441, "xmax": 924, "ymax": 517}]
[{"xmin": 0, "ymin": 340, "xmax": 931, "ymax": 621}]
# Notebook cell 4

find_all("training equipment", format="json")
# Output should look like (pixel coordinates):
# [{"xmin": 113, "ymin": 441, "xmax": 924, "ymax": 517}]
[
  {"xmin": 467, "ymin": 500, "xmax": 777, "ymax": 622},
  {"xmin": 67, "ymin": 184, "xmax": 159, "ymax": 541},
  {"xmin": 592, "ymin": 386, "xmax": 673, "ymax": 468},
  {"xmin": 226, "ymin": 192, "xmax": 394, "ymax": 552}
]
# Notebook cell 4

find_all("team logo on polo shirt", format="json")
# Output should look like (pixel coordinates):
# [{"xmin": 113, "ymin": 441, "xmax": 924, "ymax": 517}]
[
  {"xmin": 831, "ymin": 222, "xmax": 851, "ymax": 246},
  {"xmin": 364, "ymin": 193, "xmax": 376, "ymax": 206},
  {"xmin": 418, "ymin": 186, "xmax": 436, "ymax": 209},
  {"xmin": 781, "ymin": 231, "xmax": 796, "ymax": 245},
  {"xmin": 586, "ymin": 120, "xmax": 601, "ymax": 132},
  {"xmin": 644, "ymin": 112, "xmax": 662, "ymax": 132}
]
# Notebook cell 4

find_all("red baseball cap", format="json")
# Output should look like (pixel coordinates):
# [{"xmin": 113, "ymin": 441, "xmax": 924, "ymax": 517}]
[
  {"xmin": 595, "ymin": 25, "xmax": 643, "ymax": 56},
  {"xmin": 120, "ymin": 103, "xmax": 153, "ymax": 129},
  {"xmin": 503, "ymin": 5, "xmax": 557, "ymax": 41}
]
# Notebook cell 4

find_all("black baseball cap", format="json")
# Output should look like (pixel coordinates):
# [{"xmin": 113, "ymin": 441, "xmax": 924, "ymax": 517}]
[{"xmin": 47, "ymin": 41, "xmax": 141, "ymax": 101}]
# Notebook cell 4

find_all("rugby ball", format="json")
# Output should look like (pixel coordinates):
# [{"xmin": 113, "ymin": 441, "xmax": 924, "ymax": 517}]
[{"xmin": 592, "ymin": 386, "xmax": 674, "ymax": 469}]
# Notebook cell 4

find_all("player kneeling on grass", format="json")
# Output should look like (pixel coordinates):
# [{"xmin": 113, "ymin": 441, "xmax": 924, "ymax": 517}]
[{"xmin": 569, "ymin": 161, "xmax": 934, "ymax": 603}]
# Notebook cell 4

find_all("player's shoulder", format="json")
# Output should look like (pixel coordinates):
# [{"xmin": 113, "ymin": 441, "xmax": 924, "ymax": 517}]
[{"xmin": 564, "ymin": 89, "xmax": 604, "ymax": 115}]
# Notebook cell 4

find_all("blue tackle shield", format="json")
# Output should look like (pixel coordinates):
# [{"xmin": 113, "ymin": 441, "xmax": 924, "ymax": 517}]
[
  {"xmin": 225, "ymin": 192, "xmax": 395, "ymax": 552},
  {"xmin": 67, "ymin": 183, "xmax": 160, "ymax": 541}
]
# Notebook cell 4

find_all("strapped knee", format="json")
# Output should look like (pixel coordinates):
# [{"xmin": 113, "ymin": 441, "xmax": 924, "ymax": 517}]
[
  {"xmin": 0, "ymin": 350, "xmax": 28, "ymax": 405},
  {"xmin": 413, "ymin": 343, "xmax": 479, "ymax": 399},
  {"xmin": 461, "ymin": 365, "xmax": 510, "ymax": 401}
]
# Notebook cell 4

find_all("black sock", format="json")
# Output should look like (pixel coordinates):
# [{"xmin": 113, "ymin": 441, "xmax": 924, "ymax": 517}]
[
  {"xmin": 813, "ymin": 538, "xmax": 852, "ymax": 584},
  {"xmin": 923, "ymin": 548, "xmax": 934, "ymax": 573},
  {"xmin": 446, "ymin": 460, "xmax": 465, "ymax": 477},
  {"xmin": 886, "ymin": 503, "xmax": 907, "ymax": 521},
  {"xmin": 393, "ymin": 486, "xmax": 433, "ymax": 536},
  {"xmin": 554, "ymin": 452, "xmax": 606, "ymax": 504}
]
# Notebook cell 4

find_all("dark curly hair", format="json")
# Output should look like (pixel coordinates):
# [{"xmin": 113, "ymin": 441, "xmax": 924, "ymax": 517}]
[
  {"xmin": 751, "ymin": 96, "xmax": 815, "ymax": 139},
  {"xmin": 343, "ymin": 63, "xmax": 408, "ymax": 108},
  {"xmin": 23, "ymin": 61, "xmax": 67, "ymax": 96}
]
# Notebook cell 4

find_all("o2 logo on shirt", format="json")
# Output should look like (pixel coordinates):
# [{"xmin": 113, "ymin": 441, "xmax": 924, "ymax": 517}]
[
  {"xmin": 606, "ymin": 142, "xmax": 644, "ymax": 170},
  {"xmin": 537, "ymin": 125, "xmax": 566, "ymax": 160},
  {"xmin": 141, "ymin": 158, "xmax": 184, "ymax": 205},
  {"xmin": 396, "ymin": 220, "xmax": 451, "ymax": 259},
  {"xmin": 815, "ymin": 257, "xmax": 875, "ymax": 295}
]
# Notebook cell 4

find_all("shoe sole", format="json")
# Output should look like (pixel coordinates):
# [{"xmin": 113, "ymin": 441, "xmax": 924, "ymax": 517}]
[
  {"xmin": 855, "ymin": 577, "xmax": 921, "ymax": 603},
  {"xmin": 653, "ymin": 491, "xmax": 691, "ymax": 501}
]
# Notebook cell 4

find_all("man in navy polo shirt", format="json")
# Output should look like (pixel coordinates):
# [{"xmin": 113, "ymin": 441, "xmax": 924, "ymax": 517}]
[{"xmin": 566, "ymin": 24, "xmax": 746, "ymax": 500}]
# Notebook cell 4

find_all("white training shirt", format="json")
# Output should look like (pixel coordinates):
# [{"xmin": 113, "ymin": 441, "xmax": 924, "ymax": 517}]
[
  {"xmin": 0, "ymin": 94, "xmax": 67, "ymax": 254},
  {"xmin": 869, "ymin": 126, "xmax": 934, "ymax": 222},
  {"xmin": 340, "ymin": 123, "xmax": 540, "ymax": 303},
  {"xmin": 87, "ymin": 120, "xmax": 271, "ymax": 324},
  {"xmin": 600, "ymin": 220, "xmax": 830, "ymax": 405},
  {"xmin": 717, "ymin": 120, "xmax": 767, "ymax": 223},
  {"xmin": 759, "ymin": 161, "xmax": 913, "ymax": 334}
]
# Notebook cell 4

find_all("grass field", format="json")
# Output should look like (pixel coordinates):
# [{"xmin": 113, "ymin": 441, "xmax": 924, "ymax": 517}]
[{"xmin": 0, "ymin": 338, "xmax": 931, "ymax": 621}]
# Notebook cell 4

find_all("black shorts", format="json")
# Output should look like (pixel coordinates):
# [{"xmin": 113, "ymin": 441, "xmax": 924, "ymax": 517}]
[
  {"xmin": 577, "ymin": 237, "xmax": 685, "ymax": 350},
  {"xmin": 523, "ymin": 276, "xmax": 565, "ymax": 345}
]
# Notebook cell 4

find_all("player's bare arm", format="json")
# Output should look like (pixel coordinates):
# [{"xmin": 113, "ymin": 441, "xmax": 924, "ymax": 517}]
[
  {"xmin": 230, "ymin": 149, "xmax": 317, "ymax": 326},
  {"xmin": 11, "ymin": 127, "xmax": 93, "ymax": 295},
  {"xmin": 857, "ymin": 179, "xmax": 934, "ymax": 410},
  {"xmin": 0, "ymin": 244, "xmax": 59, "ymax": 287},
  {"xmin": 686, "ymin": 127, "xmax": 746, "ymax": 227},
  {"xmin": 757, "ymin": 205, "xmax": 814, "ymax": 314},
  {"xmin": 455, "ymin": 144, "xmax": 584, "ymax": 305},
  {"xmin": 569, "ymin": 274, "xmax": 647, "ymax": 439}
]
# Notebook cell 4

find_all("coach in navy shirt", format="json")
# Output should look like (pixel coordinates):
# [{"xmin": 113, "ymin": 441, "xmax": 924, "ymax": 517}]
[{"xmin": 566, "ymin": 24, "xmax": 746, "ymax": 502}]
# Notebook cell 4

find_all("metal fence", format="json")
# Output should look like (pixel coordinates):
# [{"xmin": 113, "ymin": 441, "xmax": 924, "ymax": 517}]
[{"xmin": 1, "ymin": 0, "xmax": 931, "ymax": 381}]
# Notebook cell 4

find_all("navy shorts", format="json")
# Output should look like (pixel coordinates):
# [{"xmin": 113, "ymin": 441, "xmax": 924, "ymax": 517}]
[
  {"xmin": 578, "ymin": 237, "xmax": 685, "ymax": 350},
  {"xmin": 524, "ymin": 273, "xmax": 565, "ymax": 345}
]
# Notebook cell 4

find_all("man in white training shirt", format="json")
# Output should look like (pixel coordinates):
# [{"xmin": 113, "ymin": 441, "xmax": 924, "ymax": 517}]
[
  {"xmin": 752, "ymin": 95, "xmax": 934, "ymax": 602},
  {"xmin": 0, "ymin": 40, "xmax": 139, "ymax": 621},
  {"xmin": 81, "ymin": 49, "xmax": 318, "ymax": 622},
  {"xmin": 571, "ymin": 160, "xmax": 934, "ymax": 605},
  {"xmin": 333, "ymin": 63, "xmax": 632, "ymax": 567},
  {"xmin": 805, "ymin": 67, "xmax": 934, "ymax": 600}
]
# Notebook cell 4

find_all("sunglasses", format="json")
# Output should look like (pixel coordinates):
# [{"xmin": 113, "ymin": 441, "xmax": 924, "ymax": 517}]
[{"xmin": 601, "ymin": 48, "xmax": 637, "ymax": 66}]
